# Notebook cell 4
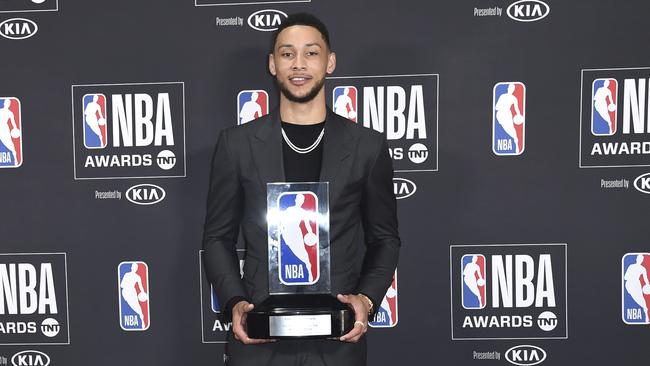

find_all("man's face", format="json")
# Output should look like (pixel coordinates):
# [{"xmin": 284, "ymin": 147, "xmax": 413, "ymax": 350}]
[{"xmin": 269, "ymin": 25, "xmax": 336, "ymax": 103}]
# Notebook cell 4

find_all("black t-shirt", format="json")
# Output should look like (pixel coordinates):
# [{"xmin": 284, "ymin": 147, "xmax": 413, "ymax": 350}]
[{"xmin": 281, "ymin": 121, "xmax": 325, "ymax": 182}]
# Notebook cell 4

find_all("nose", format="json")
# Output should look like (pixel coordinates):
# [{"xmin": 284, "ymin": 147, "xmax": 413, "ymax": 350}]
[{"xmin": 291, "ymin": 53, "xmax": 306, "ymax": 71}]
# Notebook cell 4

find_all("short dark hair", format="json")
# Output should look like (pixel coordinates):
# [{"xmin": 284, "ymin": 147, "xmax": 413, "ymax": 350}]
[{"xmin": 270, "ymin": 13, "xmax": 331, "ymax": 53}]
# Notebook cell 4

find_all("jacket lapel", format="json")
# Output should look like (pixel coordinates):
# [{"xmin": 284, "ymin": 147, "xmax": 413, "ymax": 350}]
[
  {"xmin": 319, "ymin": 110, "xmax": 354, "ymax": 204},
  {"xmin": 250, "ymin": 110, "xmax": 285, "ymax": 188}
]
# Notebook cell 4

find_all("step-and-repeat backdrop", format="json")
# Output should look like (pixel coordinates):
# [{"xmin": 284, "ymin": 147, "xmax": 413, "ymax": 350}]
[{"xmin": 1, "ymin": 1, "xmax": 648, "ymax": 365}]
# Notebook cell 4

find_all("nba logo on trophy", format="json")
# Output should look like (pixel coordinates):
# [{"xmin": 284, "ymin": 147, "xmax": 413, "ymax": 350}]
[
  {"xmin": 461, "ymin": 254, "xmax": 486, "ymax": 309},
  {"xmin": 278, "ymin": 191, "xmax": 319, "ymax": 285},
  {"xmin": 332, "ymin": 86, "xmax": 358, "ymax": 122},
  {"xmin": 493, "ymin": 82, "xmax": 525, "ymax": 155},
  {"xmin": 82, "ymin": 93, "xmax": 107, "ymax": 149},
  {"xmin": 622, "ymin": 253, "xmax": 650, "ymax": 325},
  {"xmin": 591, "ymin": 78, "xmax": 618, "ymax": 136},
  {"xmin": 118, "ymin": 261, "xmax": 150, "ymax": 331},
  {"xmin": 238, "ymin": 90, "xmax": 268, "ymax": 125}
]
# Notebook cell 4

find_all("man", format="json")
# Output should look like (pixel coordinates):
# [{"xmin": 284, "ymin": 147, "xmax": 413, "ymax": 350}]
[{"xmin": 203, "ymin": 13, "xmax": 400, "ymax": 365}]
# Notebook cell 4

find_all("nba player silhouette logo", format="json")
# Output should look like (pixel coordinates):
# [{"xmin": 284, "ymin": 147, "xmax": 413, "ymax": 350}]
[
  {"xmin": 118, "ymin": 261, "xmax": 150, "ymax": 331},
  {"xmin": 462, "ymin": 254, "xmax": 486, "ymax": 309},
  {"xmin": 278, "ymin": 191, "xmax": 319, "ymax": 285},
  {"xmin": 370, "ymin": 272, "xmax": 398, "ymax": 327},
  {"xmin": 238, "ymin": 90, "xmax": 268, "ymax": 125},
  {"xmin": 82, "ymin": 93, "xmax": 107, "ymax": 149},
  {"xmin": 210, "ymin": 285, "xmax": 220, "ymax": 313},
  {"xmin": 622, "ymin": 253, "xmax": 650, "ymax": 325},
  {"xmin": 493, "ymin": 82, "xmax": 525, "ymax": 156},
  {"xmin": 333, "ymin": 86, "xmax": 358, "ymax": 122},
  {"xmin": 591, "ymin": 78, "xmax": 617, "ymax": 136},
  {"xmin": 0, "ymin": 97, "xmax": 22, "ymax": 168}
]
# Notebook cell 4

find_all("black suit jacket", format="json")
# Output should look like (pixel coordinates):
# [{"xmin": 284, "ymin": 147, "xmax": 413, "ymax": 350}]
[{"xmin": 202, "ymin": 109, "xmax": 400, "ymax": 316}]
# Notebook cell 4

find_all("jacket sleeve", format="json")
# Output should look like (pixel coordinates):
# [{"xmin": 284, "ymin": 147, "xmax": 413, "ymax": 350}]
[
  {"xmin": 202, "ymin": 129, "xmax": 249, "ymax": 314},
  {"xmin": 355, "ymin": 136, "xmax": 401, "ymax": 314}
]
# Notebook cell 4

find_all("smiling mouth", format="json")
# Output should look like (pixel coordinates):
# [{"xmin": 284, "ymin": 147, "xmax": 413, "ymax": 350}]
[{"xmin": 289, "ymin": 75, "xmax": 312, "ymax": 86}]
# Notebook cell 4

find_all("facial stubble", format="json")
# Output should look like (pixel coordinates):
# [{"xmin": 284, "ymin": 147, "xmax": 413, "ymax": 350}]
[{"xmin": 276, "ymin": 75, "xmax": 326, "ymax": 104}]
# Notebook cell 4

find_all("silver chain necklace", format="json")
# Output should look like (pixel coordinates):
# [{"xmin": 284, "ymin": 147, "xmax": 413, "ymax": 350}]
[{"xmin": 281, "ymin": 127, "xmax": 325, "ymax": 154}]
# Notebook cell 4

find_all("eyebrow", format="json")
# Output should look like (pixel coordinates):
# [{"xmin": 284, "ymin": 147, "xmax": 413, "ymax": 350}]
[{"xmin": 277, "ymin": 43, "xmax": 323, "ymax": 50}]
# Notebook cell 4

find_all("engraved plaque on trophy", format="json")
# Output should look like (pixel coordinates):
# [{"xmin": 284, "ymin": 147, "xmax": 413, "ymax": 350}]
[{"xmin": 247, "ymin": 182, "xmax": 354, "ymax": 339}]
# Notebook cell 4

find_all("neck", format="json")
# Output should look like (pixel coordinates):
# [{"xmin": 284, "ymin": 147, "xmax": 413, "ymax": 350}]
[{"xmin": 279, "ymin": 89, "xmax": 327, "ymax": 125}]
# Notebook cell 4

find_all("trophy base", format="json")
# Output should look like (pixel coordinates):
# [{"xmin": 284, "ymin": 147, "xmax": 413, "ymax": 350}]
[{"xmin": 247, "ymin": 294, "xmax": 355, "ymax": 339}]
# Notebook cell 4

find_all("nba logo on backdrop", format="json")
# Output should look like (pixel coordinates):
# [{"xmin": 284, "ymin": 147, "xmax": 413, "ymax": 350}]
[
  {"xmin": 462, "ymin": 254, "xmax": 486, "ymax": 309},
  {"xmin": 493, "ymin": 82, "xmax": 525, "ymax": 156},
  {"xmin": 71, "ymin": 82, "xmax": 186, "ymax": 179},
  {"xmin": 238, "ymin": 90, "xmax": 268, "ymax": 125},
  {"xmin": 278, "ymin": 191, "xmax": 319, "ymax": 285},
  {"xmin": 0, "ymin": 97, "xmax": 23, "ymax": 168},
  {"xmin": 622, "ymin": 253, "xmax": 650, "ymax": 325},
  {"xmin": 591, "ymin": 78, "xmax": 618, "ymax": 135},
  {"xmin": 332, "ymin": 86, "xmax": 358, "ymax": 122},
  {"xmin": 370, "ymin": 271, "xmax": 398, "ymax": 327},
  {"xmin": 118, "ymin": 261, "xmax": 150, "ymax": 331},
  {"xmin": 210, "ymin": 285, "xmax": 220, "ymax": 313},
  {"xmin": 82, "ymin": 94, "xmax": 107, "ymax": 149}
]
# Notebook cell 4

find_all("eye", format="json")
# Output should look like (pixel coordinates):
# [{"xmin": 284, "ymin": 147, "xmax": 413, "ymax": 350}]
[
  {"xmin": 307, "ymin": 51, "xmax": 319, "ymax": 56},
  {"xmin": 281, "ymin": 52, "xmax": 294, "ymax": 58}
]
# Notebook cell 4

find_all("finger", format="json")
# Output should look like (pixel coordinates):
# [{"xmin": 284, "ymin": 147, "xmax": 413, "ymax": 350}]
[
  {"xmin": 339, "ymin": 323, "xmax": 363, "ymax": 341},
  {"xmin": 348, "ymin": 334, "xmax": 363, "ymax": 343},
  {"xmin": 245, "ymin": 337, "xmax": 276, "ymax": 344},
  {"xmin": 232, "ymin": 313, "xmax": 248, "ymax": 342},
  {"xmin": 233, "ymin": 327, "xmax": 248, "ymax": 343},
  {"xmin": 337, "ymin": 294, "xmax": 350, "ymax": 303}
]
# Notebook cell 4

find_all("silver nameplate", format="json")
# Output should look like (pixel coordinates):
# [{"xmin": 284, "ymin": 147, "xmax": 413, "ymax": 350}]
[{"xmin": 269, "ymin": 314, "xmax": 332, "ymax": 337}]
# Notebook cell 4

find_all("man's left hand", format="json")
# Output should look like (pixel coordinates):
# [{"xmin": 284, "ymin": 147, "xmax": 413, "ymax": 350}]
[{"xmin": 337, "ymin": 294, "xmax": 370, "ymax": 343}]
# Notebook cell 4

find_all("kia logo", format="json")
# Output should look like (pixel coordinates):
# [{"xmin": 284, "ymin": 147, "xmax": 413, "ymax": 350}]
[
  {"xmin": 11, "ymin": 350, "xmax": 50, "ymax": 366},
  {"xmin": 634, "ymin": 173, "xmax": 650, "ymax": 194},
  {"xmin": 505, "ymin": 345, "xmax": 547, "ymax": 366},
  {"xmin": 126, "ymin": 184, "xmax": 166, "ymax": 205},
  {"xmin": 507, "ymin": 0, "xmax": 550, "ymax": 22},
  {"xmin": 247, "ymin": 9, "xmax": 287, "ymax": 32},
  {"xmin": 393, "ymin": 178, "xmax": 417, "ymax": 200},
  {"xmin": 0, "ymin": 18, "xmax": 38, "ymax": 40}
]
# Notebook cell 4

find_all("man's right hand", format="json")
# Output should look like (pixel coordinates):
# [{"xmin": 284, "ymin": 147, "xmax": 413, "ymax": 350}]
[{"xmin": 232, "ymin": 300, "xmax": 274, "ymax": 345}]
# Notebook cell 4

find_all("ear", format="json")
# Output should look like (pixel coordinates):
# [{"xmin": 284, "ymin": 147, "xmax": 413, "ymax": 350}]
[
  {"xmin": 326, "ymin": 52, "xmax": 336, "ymax": 75},
  {"xmin": 268, "ymin": 53, "xmax": 276, "ymax": 76}
]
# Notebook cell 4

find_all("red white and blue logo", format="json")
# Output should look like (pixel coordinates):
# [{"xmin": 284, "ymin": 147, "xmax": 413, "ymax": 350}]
[
  {"xmin": 278, "ymin": 191, "xmax": 319, "ymax": 285},
  {"xmin": 118, "ymin": 261, "xmax": 150, "ymax": 331},
  {"xmin": 451, "ymin": 244, "xmax": 568, "ymax": 340},
  {"xmin": 332, "ymin": 86, "xmax": 358, "ymax": 123},
  {"xmin": 462, "ymin": 254, "xmax": 487, "ymax": 309},
  {"xmin": 370, "ymin": 271, "xmax": 398, "ymax": 328},
  {"xmin": 591, "ymin": 78, "xmax": 618, "ymax": 136},
  {"xmin": 210, "ymin": 285, "xmax": 220, "ymax": 313},
  {"xmin": 0, "ymin": 97, "xmax": 22, "ymax": 168},
  {"xmin": 493, "ymin": 82, "xmax": 525, "ymax": 156},
  {"xmin": 622, "ymin": 253, "xmax": 650, "ymax": 325},
  {"xmin": 82, "ymin": 93, "xmax": 107, "ymax": 149},
  {"xmin": 237, "ymin": 90, "xmax": 268, "ymax": 125}
]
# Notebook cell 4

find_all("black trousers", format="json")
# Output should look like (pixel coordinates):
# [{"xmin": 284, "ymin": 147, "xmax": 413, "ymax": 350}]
[{"xmin": 225, "ymin": 332, "xmax": 367, "ymax": 366}]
